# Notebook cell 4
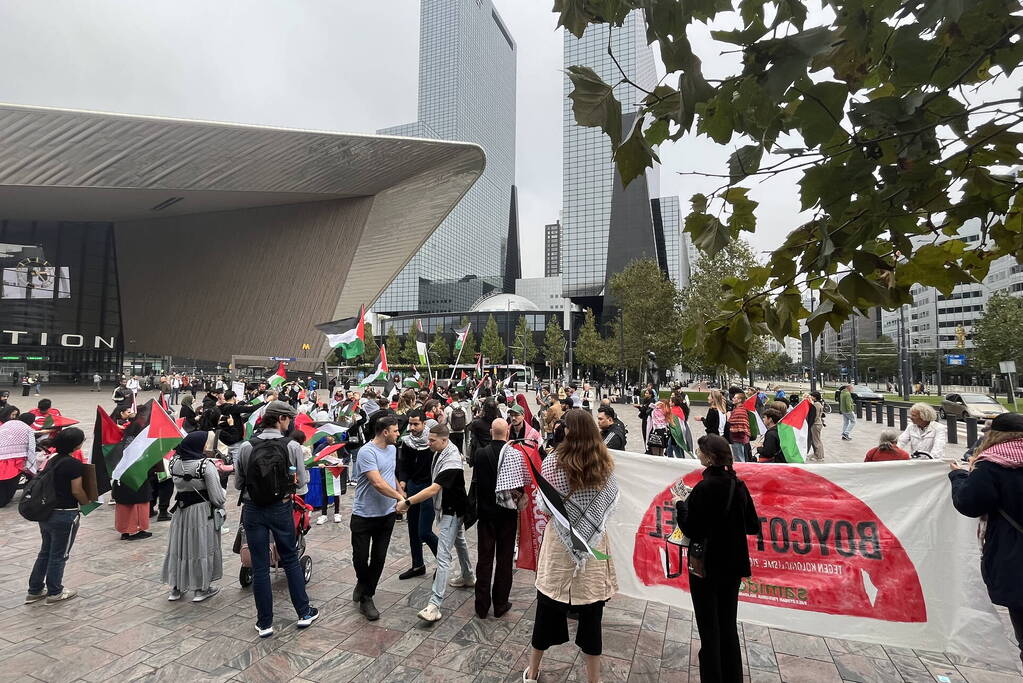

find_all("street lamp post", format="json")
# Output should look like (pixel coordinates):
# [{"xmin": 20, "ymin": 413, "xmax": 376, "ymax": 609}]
[{"xmin": 934, "ymin": 292, "xmax": 942, "ymax": 396}]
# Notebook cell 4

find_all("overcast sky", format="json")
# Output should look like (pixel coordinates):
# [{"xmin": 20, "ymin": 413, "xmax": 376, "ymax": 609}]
[{"xmin": 0, "ymin": 0, "xmax": 801, "ymax": 277}]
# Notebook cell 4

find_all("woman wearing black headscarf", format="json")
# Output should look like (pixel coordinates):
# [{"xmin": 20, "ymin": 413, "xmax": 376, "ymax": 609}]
[
  {"xmin": 161, "ymin": 431, "xmax": 226, "ymax": 603},
  {"xmin": 179, "ymin": 394, "xmax": 198, "ymax": 433}
]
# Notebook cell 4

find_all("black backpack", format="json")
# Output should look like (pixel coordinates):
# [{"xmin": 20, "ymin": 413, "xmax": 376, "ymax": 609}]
[
  {"xmin": 19, "ymin": 456, "xmax": 65, "ymax": 522},
  {"xmin": 449, "ymin": 406, "xmax": 468, "ymax": 432},
  {"xmin": 244, "ymin": 437, "xmax": 294, "ymax": 505}
]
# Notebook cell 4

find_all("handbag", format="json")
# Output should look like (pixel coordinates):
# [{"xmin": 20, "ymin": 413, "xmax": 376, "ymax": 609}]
[
  {"xmin": 687, "ymin": 478, "xmax": 736, "ymax": 579},
  {"xmin": 647, "ymin": 428, "xmax": 667, "ymax": 449}
]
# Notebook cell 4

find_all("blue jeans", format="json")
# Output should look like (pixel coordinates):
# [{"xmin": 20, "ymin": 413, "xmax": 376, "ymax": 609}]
[
  {"xmin": 430, "ymin": 513, "xmax": 472, "ymax": 607},
  {"xmin": 405, "ymin": 480, "xmax": 438, "ymax": 568},
  {"xmin": 242, "ymin": 501, "xmax": 311, "ymax": 629},
  {"xmin": 841, "ymin": 412, "xmax": 856, "ymax": 437},
  {"xmin": 29, "ymin": 509, "xmax": 80, "ymax": 596},
  {"xmin": 729, "ymin": 443, "xmax": 748, "ymax": 463}
]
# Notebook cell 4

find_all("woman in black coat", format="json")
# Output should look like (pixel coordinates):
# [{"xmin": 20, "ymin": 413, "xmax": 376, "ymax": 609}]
[
  {"xmin": 755, "ymin": 408, "xmax": 785, "ymax": 463},
  {"xmin": 179, "ymin": 395, "xmax": 199, "ymax": 433},
  {"xmin": 467, "ymin": 398, "xmax": 500, "ymax": 465},
  {"xmin": 949, "ymin": 412, "xmax": 1023, "ymax": 668},
  {"xmin": 676, "ymin": 434, "xmax": 760, "ymax": 683}
]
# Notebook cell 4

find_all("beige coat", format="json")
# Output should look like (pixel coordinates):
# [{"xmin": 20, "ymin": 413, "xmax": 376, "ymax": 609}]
[{"xmin": 534, "ymin": 527, "xmax": 618, "ymax": 605}]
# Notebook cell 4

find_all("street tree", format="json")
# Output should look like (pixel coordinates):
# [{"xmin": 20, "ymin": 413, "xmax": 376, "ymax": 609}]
[
  {"xmin": 972, "ymin": 293, "xmax": 1023, "ymax": 372},
  {"xmin": 384, "ymin": 325, "xmax": 402, "ymax": 365},
  {"xmin": 757, "ymin": 351, "xmax": 793, "ymax": 379},
  {"xmin": 560, "ymin": 1, "xmax": 1023, "ymax": 370},
  {"xmin": 361, "ymin": 321, "xmax": 378, "ymax": 364},
  {"xmin": 480, "ymin": 315, "xmax": 506, "ymax": 365},
  {"xmin": 574, "ymin": 308, "xmax": 608, "ymax": 377},
  {"xmin": 429, "ymin": 328, "xmax": 450, "ymax": 365},
  {"xmin": 608, "ymin": 258, "xmax": 684, "ymax": 371},
  {"xmin": 401, "ymin": 326, "xmax": 419, "ymax": 366},
  {"xmin": 542, "ymin": 315, "xmax": 566, "ymax": 375},
  {"xmin": 512, "ymin": 315, "xmax": 538, "ymax": 366}
]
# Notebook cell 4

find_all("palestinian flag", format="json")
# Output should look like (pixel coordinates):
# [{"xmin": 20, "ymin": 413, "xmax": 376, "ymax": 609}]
[
  {"xmin": 320, "ymin": 305, "xmax": 366, "ymax": 359},
  {"xmin": 358, "ymin": 345, "xmax": 389, "ymax": 388},
  {"xmin": 268, "ymin": 362, "xmax": 288, "ymax": 389},
  {"xmin": 249, "ymin": 394, "xmax": 266, "ymax": 406},
  {"xmin": 111, "ymin": 400, "xmax": 184, "ymax": 490},
  {"xmin": 778, "ymin": 399, "xmax": 810, "ymax": 463},
  {"xmin": 91, "ymin": 406, "xmax": 123, "ymax": 495},
  {"xmin": 403, "ymin": 370, "xmax": 422, "ymax": 388},
  {"xmin": 308, "ymin": 422, "xmax": 347, "ymax": 448},
  {"xmin": 453, "ymin": 323, "xmax": 471, "ymax": 351},
  {"xmin": 307, "ymin": 443, "xmax": 346, "ymax": 467},
  {"xmin": 474, "ymin": 353, "xmax": 483, "ymax": 376},
  {"xmin": 324, "ymin": 465, "xmax": 346, "ymax": 497},
  {"xmin": 668, "ymin": 413, "xmax": 694, "ymax": 456},
  {"xmin": 245, "ymin": 403, "xmax": 267, "ymax": 440},
  {"xmin": 454, "ymin": 371, "xmax": 469, "ymax": 391},
  {"xmin": 525, "ymin": 456, "xmax": 608, "ymax": 561},
  {"xmin": 744, "ymin": 395, "xmax": 766, "ymax": 440},
  {"xmin": 415, "ymin": 319, "xmax": 429, "ymax": 367},
  {"xmin": 33, "ymin": 413, "xmax": 79, "ymax": 432}
]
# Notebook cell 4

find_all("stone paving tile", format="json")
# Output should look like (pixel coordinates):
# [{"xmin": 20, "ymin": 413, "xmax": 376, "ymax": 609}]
[
  {"xmin": 769, "ymin": 629, "xmax": 833, "ymax": 662},
  {"xmin": 298, "ymin": 647, "xmax": 374, "ymax": 683},
  {"xmin": 775, "ymin": 652, "xmax": 843, "ymax": 682},
  {"xmin": 956, "ymin": 666, "xmax": 1023, "ymax": 683},
  {"xmin": 831, "ymin": 652, "xmax": 903, "ymax": 683}
]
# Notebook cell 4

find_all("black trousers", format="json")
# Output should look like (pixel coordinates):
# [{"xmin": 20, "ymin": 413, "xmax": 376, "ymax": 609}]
[
  {"xmin": 1011, "ymin": 607, "xmax": 1023, "ymax": 668},
  {"xmin": 450, "ymin": 432, "xmax": 464, "ymax": 453},
  {"xmin": 690, "ymin": 574, "xmax": 743, "ymax": 683},
  {"xmin": 474, "ymin": 512, "xmax": 517, "ymax": 615},
  {"xmin": 150, "ymin": 477, "xmax": 173, "ymax": 513},
  {"xmin": 350, "ymin": 513, "xmax": 396, "ymax": 598},
  {"xmin": 0, "ymin": 475, "xmax": 20, "ymax": 507}
]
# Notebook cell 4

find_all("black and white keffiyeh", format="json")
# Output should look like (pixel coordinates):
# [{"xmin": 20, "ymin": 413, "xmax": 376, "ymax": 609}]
[{"xmin": 537, "ymin": 453, "xmax": 619, "ymax": 570}]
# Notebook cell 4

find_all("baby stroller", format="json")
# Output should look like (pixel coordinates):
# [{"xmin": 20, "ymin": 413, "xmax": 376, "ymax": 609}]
[{"xmin": 235, "ymin": 495, "xmax": 314, "ymax": 587}]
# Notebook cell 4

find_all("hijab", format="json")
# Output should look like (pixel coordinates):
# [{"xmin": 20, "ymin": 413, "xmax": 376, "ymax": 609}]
[
  {"xmin": 175, "ymin": 430, "xmax": 209, "ymax": 461},
  {"xmin": 180, "ymin": 394, "xmax": 194, "ymax": 409},
  {"xmin": 515, "ymin": 393, "xmax": 534, "ymax": 425}
]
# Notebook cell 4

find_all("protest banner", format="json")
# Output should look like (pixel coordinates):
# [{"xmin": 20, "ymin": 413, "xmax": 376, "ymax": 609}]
[{"xmin": 601, "ymin": 452, "xmax": 1015, "ymax": 668}]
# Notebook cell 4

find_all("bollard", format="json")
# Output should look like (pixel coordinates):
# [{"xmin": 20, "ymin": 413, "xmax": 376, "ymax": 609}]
[
  {"xmin": 886, "ymin": 404, "xmax": 895, "ymax": 427},
  {"xmin": 899, "ymin": 407, "xmax": 908, "ymax": 431},
  {"xmin": 876, "ymin": 403, "xmax": 884, "ymax": 424},
  {"xmin": 946, "ymin": 414, "xmax": 958, "ymax": 445},
  {"xmin": 856, "ymin": 401, "xmax": 863, "ymax": 419},
  {"xmin": 864, "ymin": 402, "xmax": 872, "ymax": 421},
  {"xmin": 965, "ymin": 417, "xmax": 978, "ymax": 448}
]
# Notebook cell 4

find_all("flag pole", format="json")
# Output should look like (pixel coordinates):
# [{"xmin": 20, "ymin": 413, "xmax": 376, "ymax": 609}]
[{"xmin": 448, "ymin": 322, "xmax": 471, "ymax": 380}]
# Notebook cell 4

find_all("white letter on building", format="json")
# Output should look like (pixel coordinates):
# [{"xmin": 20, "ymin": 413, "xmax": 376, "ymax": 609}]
[{"xmin": 61, "ymin": 334, "xmax": 84, "ymax": 347}]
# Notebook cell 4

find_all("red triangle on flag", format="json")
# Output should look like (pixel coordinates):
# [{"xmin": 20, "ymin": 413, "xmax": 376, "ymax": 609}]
[
  {"xmin": 379, "ymin": 345, "xmax": 389, "ymax": 373},
  {"xmin": 148, "ymin": 399, "xmax": 185, "ymax": 439},
  {"xmin": 95, "ymin": 406, "xmax": 123, "ymax": 446},
  {"xmin": 356, "ymin": 304, "xmax": 366, "ymax": 342}
]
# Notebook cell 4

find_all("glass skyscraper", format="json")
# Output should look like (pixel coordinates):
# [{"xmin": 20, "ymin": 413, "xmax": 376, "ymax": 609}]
[
  {"xmin": 562, "ymin": 11, "xmax": 658, "ymax": 299},
  {"xmin": 376, "ymin": 0, "xmax": 517, "ymax": 314}
]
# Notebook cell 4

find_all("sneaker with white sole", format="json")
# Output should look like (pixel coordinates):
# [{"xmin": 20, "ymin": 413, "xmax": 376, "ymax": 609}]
[
  {"xmin": 417, "ymin": 603, "xmax": 442, "ymax": 622},
  {"xmin": 255, "ymin": 623, "xmax": 274, "ymax": 638},
  {"xmin": 45, "ymin": 589, "xmax": 78, "ymax": 605},
  {"xmin": 333, "ymin": 513, "xmax": 342, "ymax": 523},
  {"xmin": 522, "ymin": 668, "xmax": 538, "ymax": 683},
  {"xmin": 192, "ymin": 586, "xmax": 220, "ymax": 602},
  {"xmin": 315, "ymin": 515, "xmax": 327, "ymax": 525},
  {"xmin": 296, "ymin": 607, "xmax": 319, "ymax": 628},
  {"xmin": 449, "ymin": 575, "xmax": 475, "ymax": 588},
  {"xmin": 24, "ymin": 592, "xmax": 45, "ymax": 604},
  {"xmin": 167, "ymin": 587, "xmax": 183, "ymax": 602},
  {"xmin": 221, "ymin": 525, "xmax": 230, "ymax": 534}
]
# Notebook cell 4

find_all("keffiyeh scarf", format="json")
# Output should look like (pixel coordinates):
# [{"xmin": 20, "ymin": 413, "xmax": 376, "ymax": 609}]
[
  {"xmin": 402, "ymin": 419, "xmax": 437, "ymax": 450},
  {"xmin": 975, "ymin": 439, "xmax": 1023, "ymax": 468},
  {"xmin": 539, "ymin": 454, "xmax": 619, "ymax": 570},
  {"xmin": 0, "ymin": 420, "xmax": 35, "ymax": 461}
]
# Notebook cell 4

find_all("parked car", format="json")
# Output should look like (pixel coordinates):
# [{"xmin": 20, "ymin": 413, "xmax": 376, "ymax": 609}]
[
  {"xmin": 835, "ymin": 385, "xmax": 884, "ymax": 404},
  {"xmin": 939, "ymin": 393, "xmax": 1008, "ymax": 421}
]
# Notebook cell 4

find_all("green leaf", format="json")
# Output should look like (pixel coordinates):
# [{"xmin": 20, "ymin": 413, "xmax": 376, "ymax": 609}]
[
  {"xmin": 613, "ymin": 117, "xmax": 660, "ymax": 187},
  {"xmin": 728, "ymin": 145, "xmax": 763, "ymax": 184},
  {"xmin": 566, "ymin": 65, "xmax": 623, "ymax": 147},
  {"xmin": 678, "ymin": 61, "xmax": 715, "ymax": 133},
  {"xmin": 773, "ymin": 0, "xmax": 807, "ymax": 30},
  {"xmin": 644, "ymin": 85, "xmax": 682, "ymax": 120},
  {"xmin": 696, "ymin": 94, "xmax": 734, "ymax": 144},
  {"xmin": 645, "ymin": 119, "xmax": 671, "ymax": 147},
  {"xmin": 685, "ymin": 212, "xmax": 731, "ymax": 256},
  {"xmin": 724, "ymin": 187, "xmax": 759, "ymax": 233},
  {"xmin": 793, "ymin": 81, "xmax": 847, "ymax": 147},
  {"xmin": 552, "ymin": 0, "xmax": 592, "ymax": 39}
]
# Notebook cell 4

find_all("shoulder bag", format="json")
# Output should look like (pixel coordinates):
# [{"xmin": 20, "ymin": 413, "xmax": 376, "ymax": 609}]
[{"xmin": 687, "ymin": 478, "xmax": 736, "ymax": 579}]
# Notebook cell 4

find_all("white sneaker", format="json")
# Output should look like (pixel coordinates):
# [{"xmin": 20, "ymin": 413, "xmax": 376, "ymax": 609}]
[
  {"xmin": 333, "ymin": 513, "xmax": 342, "ymax": 523},
  {"xmin": 417, "ymin": 603, "xmax": 442, "ymax": 622},
  {"xmin": 192, "ymin": 586, "xmax": 220, "ymax": 602},
  {"xmin": 167, "ymin": 587, "xmax": 183, "ymax": 601},
  {"xmin": 315, "ymin": 515, "xmax": 327, "ymax": 525},
  {"xmin": 221, "ymin": 525, "xmax": 230, "ymax": 534},
  {"xmin": 522, "ymin": 668, "xmax": 538, "ymax": 683},
  {"xmin": 449, "ymin": 575, "xmax": 475, "ymax": 588}
]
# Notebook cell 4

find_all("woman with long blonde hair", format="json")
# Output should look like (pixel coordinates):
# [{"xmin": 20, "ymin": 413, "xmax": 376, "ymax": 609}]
[
  {"xmin": 525, "ymin": 409, "xmax": 618, "ymax": 683},
  {"xmin": 697, "ymin": 389, "xmax": 727, "ymax": 436}
]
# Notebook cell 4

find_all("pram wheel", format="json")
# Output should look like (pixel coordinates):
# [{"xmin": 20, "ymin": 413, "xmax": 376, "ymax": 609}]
[
  {"xmin": 239, "ymin": 567, "xmax": 253, "ymax": 587},
  {"xmin": 301, "ymin": 555, "xmax": 312, "ymax": 583}
]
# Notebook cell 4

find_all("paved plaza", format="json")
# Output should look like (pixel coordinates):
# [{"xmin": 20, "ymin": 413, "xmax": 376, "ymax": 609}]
[{"xmin": 0, "ymin": 386, "xmax": 1020, "ymax": 682}]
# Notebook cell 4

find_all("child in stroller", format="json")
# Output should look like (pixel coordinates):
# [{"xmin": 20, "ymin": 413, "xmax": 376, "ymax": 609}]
[{"xmin": 234, "ymin": 495, "xmax": 313, "ymax": 587}]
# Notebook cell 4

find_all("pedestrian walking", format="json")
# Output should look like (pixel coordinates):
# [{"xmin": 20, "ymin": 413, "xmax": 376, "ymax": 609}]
[
  {"xmin": 350, "ymin": 415, "xmax": 404, "ymax": 621},
  {"xmin": 807, "ymin": 391, "xmax": 826, "ymax": 462},
  {"xmin": 162, "ymin": 431, "xmax": 225, "ymax": 602},
  {"xmin": 25, "ymin": 428, "xmax": 89, "ymax": 605},
  {"xmin": 234, "ymin": 401, "xmax": 318, "ymax": 637},
  {"xmin": 398, "ymin": 422, "xmax": 474, "ymax": 623},
  {"xmin": 92, "ymin": 373, "xmax": 102, "ymax": 392},
  {"xmin": 949, "ymin": 413, "xmax": 1023, "ymax": 667},
  {"xmin": 839, "ymin": 384, "xmax": 856, "ymax": 440},
  {"xmin": 675, "ymin": 434, "xmax": 760, "ymax": 682},
  {"xmin": 524, "ymin": 409, "xmax": 618, "ymax": 683}
]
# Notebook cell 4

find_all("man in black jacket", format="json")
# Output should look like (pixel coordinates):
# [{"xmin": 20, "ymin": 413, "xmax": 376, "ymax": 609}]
[
  {"xmin": 597, "ymin": 405, "xmax": 627, "ymax": 450},
  {"xmin": 396, "ymin": 410, "xmax": 438, "ymax": 579},
  {"xmin": 218, "ymin": 390, "xmax": 261, "ymax": 463},
  {"xmin": 469, "ymin": 418, "xmax": 517, "ymax": 618}
]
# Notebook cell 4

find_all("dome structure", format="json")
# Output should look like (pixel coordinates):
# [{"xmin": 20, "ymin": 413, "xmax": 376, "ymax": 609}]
[{"xmin": 471, "ymin": 292, "xmax": 540, "ymax": 312}]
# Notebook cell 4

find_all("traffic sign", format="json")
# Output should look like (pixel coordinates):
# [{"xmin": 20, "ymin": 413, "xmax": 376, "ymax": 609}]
[
  {"xmin": 270, "ymin": 356, "xmax": 296, "ymax": 362},
  {"xmin": 1000, "ymin": 360, "xmax": 1017, "ymax": 374},
  {"xmin": 945, "ymin": 354, "xmax": 967, "ymax": 366}
]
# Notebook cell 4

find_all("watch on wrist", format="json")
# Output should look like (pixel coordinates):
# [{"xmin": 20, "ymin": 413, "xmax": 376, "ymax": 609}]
[{"xmin": 403, "ymin": 497, "xmax": 411, "ymax": 506}]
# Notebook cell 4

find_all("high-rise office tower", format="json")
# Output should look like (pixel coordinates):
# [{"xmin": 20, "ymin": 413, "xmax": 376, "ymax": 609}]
[
  {"xmin": 376, "ymin": 0, "xmax": 517, "ymax": 314},
  {"xmin": 562, "ymin": 10, "xmax": 661, "ymax": 308},
  {"xmin": 544, "ymin": 221, "xmax": 561, "ymax": 277}
]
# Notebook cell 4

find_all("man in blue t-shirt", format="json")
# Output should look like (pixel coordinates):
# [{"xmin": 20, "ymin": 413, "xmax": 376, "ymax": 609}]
[{"xmin": 350, "ymin": 414, "xmax": 404, "ymax": 621}]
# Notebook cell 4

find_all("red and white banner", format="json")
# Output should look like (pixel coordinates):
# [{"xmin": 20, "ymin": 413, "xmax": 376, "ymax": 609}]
[{"xmin": 607, "ymin": 451, "xmax": 1016, "ymax": 668}]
